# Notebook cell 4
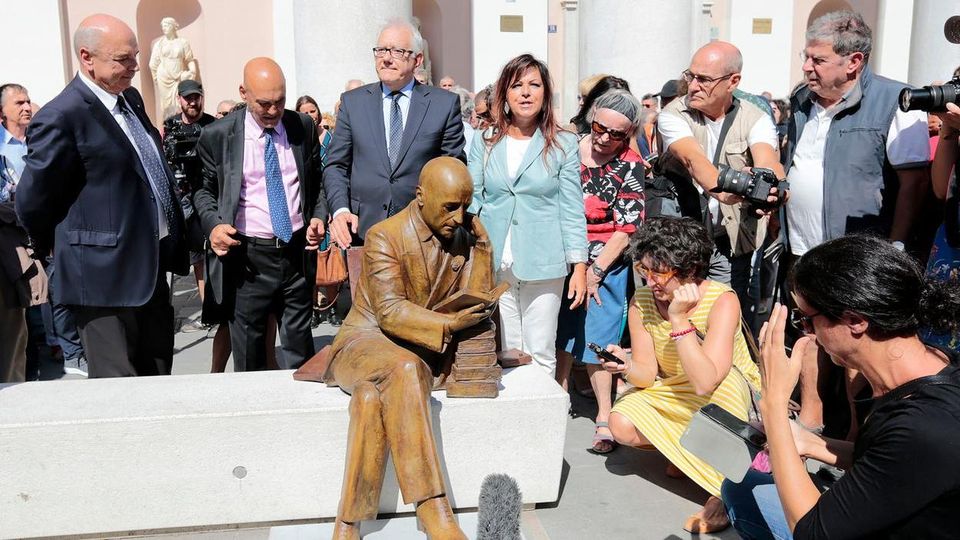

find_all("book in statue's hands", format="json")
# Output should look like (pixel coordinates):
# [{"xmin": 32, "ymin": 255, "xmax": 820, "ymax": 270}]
[{"xmin": 433, "ymin": 281, "xmax": 510, "ymax": 314}]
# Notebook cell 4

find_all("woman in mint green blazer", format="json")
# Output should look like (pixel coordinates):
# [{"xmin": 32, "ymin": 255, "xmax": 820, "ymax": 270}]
[{"xmin": 468, "ymin": 54, "xmax": 588, "ymax": 377}]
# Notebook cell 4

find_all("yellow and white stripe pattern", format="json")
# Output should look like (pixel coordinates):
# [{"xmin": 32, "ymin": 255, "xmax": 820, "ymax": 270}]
[{"xmin": 611, "ymin": 281, "xmax": 761, "ymax": 497}]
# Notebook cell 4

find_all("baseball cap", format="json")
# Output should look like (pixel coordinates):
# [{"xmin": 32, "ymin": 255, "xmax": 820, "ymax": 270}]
[
  {"xmin": 656, "ymin": 80, "xmax": 680, "ymax": 99},
  {"xmin": 177, "ymin": 80, "xmax": 203, "ymax": 97}
]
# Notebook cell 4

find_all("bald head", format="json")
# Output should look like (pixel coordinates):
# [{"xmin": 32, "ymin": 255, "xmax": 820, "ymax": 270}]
[
  {"xmin": 686, "ymin": 41, "xmax": 742, "ymax": 119},
  {"xmin": 692, "ymin": 41, "xmax": 743, "ymax": 76},
  {"xmin": 240, "ymin": 57, "xmax": 286, "ymax": 128},
  {"xmin": 74, "ymin": 14, "xmax": 139, "ymax": 95},
  {"xmin": 416, "ymin": 157, "xmax": 474, "ymax": 240},
  {"xmin": 345, "ymin": 79, "xmax": 364, "ymax": 91}
]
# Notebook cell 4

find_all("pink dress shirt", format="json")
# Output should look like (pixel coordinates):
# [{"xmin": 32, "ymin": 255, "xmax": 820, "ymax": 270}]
[{"xmin": 236, "ymin": 111, "xmax": 304, "ymax": 238}]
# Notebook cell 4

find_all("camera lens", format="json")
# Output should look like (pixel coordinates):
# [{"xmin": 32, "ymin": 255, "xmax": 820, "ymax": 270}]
[
  {"xmin": 715, "ymin": 166, "xmax": 751, "ymax": 197},
  {"xmin": 899, "ymin": 85, "xmax": 956, "ymax": 113}
]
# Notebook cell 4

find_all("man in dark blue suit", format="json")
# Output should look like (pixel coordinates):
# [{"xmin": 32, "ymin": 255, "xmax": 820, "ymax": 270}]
[
  {"xmin": 15, "ymin": 14, "xmax": 188, "ymax": 378},
  {"xmin": 325, "ymin": 18, "xmax": 466, "ymax": 249}
]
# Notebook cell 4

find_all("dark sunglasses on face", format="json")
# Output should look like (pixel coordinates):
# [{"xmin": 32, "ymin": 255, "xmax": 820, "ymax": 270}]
[
  {"xmin": 591, "ymin": 121, "xmax": 629, "ymax": 141},
  {"xmin": 790, "ymin": 307, "xmax": 822, "ymax": 334}
]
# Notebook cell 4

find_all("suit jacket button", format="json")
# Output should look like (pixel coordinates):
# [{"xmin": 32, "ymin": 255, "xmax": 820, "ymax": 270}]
[
  {"xmin": 382, "ymin": 204, "xmax": 388, "ymax": 211},
  {"xmin": 512, "ymin": 219, "xmax": 518, "ymax": 225}
]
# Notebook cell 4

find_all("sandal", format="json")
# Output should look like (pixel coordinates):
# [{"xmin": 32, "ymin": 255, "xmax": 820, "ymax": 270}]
[{"xmin": 589, "ymin": 421, "xmax": 618, "ymax": 454}]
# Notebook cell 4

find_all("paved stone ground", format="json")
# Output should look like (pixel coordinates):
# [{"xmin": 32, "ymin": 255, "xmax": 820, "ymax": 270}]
[{"xmin": 131, "ymin": 274, "xmax": 739, "ymax": 539}]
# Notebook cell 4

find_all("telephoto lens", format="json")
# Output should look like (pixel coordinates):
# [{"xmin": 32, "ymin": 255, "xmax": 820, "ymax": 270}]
[{"xmin": 899, "ymin": 78, "xmax": 960, "ymax": 113}]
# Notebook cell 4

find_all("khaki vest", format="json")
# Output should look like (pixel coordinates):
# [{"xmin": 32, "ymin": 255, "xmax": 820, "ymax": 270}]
[{"xmin": 661, "ymin": 96, "xmax": 771, "ymax": 256}]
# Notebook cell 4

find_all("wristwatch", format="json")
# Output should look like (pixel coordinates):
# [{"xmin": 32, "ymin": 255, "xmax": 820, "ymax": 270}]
[{"xmin": 591, "ymin": 263, "xmax": 607, "ymax": 279}]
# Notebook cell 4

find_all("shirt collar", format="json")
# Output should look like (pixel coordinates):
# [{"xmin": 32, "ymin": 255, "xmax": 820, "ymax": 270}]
[
  {"xmin": 0, "ymin": 125, "xmax": 20, "ymax": 145},
  {"xmin": 77, "ymin": 71, "xmax": 120, "ymax": 112},
  {"xmin": 244, "ymin": 109, "xmax": 286, "ymax": 139},
  {"xmin": 381, "ymin": 78, "xmax": 416, "ymax": 99},
  {"xmin": 410, "ymin": 204, "xmax": 437, "ymax": 242}
]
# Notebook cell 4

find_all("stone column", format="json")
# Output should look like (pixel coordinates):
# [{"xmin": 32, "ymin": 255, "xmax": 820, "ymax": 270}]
[
  {"xmin": 579, "ymin": 0, "xmax": 694, "ymax": 101},
  {"xmin": 908, "ymin": 0, "xmax": 958, "ymax": 87},
  {"xmin": 561, "ymin": 0, "xmax": 580, "ymax": 122},
  {"xmin": 873, "ymin": 0, "xmax": 914, "ymax": 83},
  {"xmin": 288, "ymin": 0, "xmax": 413, "ymax": 112}
]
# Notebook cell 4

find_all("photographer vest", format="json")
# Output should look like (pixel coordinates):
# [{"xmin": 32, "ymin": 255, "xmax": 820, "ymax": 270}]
[
  {"xmin": 660, "ymin": 95, "xmax": 771, "ymax": 256},
  {"xmin": 785, "ymin": 68, "xmax": 910, "ymax": 243}
]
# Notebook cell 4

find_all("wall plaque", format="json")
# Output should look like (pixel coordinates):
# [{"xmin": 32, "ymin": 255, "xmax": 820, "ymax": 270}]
[
  {"xmin": 752, "ymin": 18, "xmax": 772, "ymax": 34},
  {"xmin": 501, "ymin": 15, "xmax": 524, "ymax": 33}
]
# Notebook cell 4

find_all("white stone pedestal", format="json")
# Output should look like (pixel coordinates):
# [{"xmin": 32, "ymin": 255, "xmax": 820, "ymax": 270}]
[{"xmin": 0, "ymin": 365, "xmax": 567, "ymax": 539}]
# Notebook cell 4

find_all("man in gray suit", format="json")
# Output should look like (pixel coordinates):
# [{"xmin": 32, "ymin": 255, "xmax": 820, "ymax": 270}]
[{"xmin": 325, "ymin": 18, "xmax": 466, "ymax": 249}]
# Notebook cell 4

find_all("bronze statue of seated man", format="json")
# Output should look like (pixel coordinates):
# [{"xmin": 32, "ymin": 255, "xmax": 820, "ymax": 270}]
[{"xmin": 323, "ymin": 157, "xmax": 495, "ymax": 540}]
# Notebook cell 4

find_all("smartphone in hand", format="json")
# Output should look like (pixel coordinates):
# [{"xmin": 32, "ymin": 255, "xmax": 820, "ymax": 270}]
[{"xmin": 587, "ymin": 342, "xmax": 624, "ymax": 365}]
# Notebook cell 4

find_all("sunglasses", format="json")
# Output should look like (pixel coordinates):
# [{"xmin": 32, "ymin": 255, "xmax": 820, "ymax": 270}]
[
  {"xmin": 320, "ymin": 125, "xmax": 331, "ymax": 130},
  {"xmin": 637, "ymin": 265, "xmax": 675, "ymax": 284},
  {"xmin": 789, "ymin": 307, "xmax": 822, "ymax": 334},
  {"xmin": 591, "ymin": 121, "xmax": 629, "ymax": 141}
]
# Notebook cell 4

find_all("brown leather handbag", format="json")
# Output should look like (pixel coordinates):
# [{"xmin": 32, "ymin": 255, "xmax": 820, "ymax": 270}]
[{"xmin": 315, "ymin": 246, "xmax": 348, "ymax": 287}]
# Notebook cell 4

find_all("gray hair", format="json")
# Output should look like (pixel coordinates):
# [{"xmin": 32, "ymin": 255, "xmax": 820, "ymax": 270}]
[
  {"xmin": 380, "ymin": 18, "xmax": 424, "ymax": 54},
  {"xmin": 806, "ymin": 10, "xmax": 872, "ymax": 60},
  {"xmin": 73, "ymin": 25, "xmax": 103, "ymax": 56},
  {"xmin": 450, "ymin": 86, "xmax": 472, "ymax": 120},
  {"xmin": 475, "ymin": 84, "xmax": 494, "ymax": 109},
  {"xmin": 587, "ymin": 88, "xmax": 643, "ymax": 135},
  {"xmin": 0, "ymin": 83, "xmax": 28, "ymax": 107}
]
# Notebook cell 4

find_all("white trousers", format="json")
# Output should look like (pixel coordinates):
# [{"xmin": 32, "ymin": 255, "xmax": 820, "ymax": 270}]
[{"xmin": 497, "ymin": 267, "xmax": 565, "ymax": 378}]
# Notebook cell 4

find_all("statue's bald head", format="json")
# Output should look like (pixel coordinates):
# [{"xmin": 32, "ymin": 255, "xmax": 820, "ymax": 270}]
[
  {"xmin": 240, "ymin": 57, "xmax": 286, "ymax": 128},
  {"xmin": 416, "ymin": 157, "xmax": 474, "ymax": 240},
  {"xmin": 73, "ymin": 14, "xmax": 139, "ymax": 95}
]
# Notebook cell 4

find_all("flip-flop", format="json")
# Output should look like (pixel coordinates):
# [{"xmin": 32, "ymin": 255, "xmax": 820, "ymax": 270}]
[{"xmin": 589, "ymin": 421, "xmax": 618, "ymax": 454}]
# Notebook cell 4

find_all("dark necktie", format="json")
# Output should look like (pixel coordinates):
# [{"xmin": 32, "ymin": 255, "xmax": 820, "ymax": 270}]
[
  {"xmin": 388, "ymin": 91, "xmax": 404, "ymax": 167},
  {"xmin": 116, "ymin": 95, "xmax": 179, "ymax": 240},
  {"xmin": 264, "ymin": 128, "xmax": 293, "ymax": 242}
]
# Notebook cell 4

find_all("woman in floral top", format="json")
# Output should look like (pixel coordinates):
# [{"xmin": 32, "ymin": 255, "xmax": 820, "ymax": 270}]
[{"xmin": 557, "ymin": 88, "xmax": 646, "ymax": 453}]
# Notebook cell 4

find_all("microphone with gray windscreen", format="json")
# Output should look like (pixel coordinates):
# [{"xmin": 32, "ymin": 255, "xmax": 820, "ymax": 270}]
[
  {"xmin": 945, "ymin": 15, "xmax": 960, "ymax": 44},
  {"xmin": 476, "ymin": 473, "xmax": 522, "ymax": 540}
]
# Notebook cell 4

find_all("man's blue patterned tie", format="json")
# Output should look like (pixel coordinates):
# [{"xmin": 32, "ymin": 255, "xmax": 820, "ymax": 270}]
[
  {"xmin": 388, "ymin": 91, "xmax": 403, "ymax": 167},
  {"xmin": 264, "ymin": 128, "xmax": 293, "ymax": 242},
  {"xmin": 117, "ymin": 95, "xmax": 179, "ymax": 240}
]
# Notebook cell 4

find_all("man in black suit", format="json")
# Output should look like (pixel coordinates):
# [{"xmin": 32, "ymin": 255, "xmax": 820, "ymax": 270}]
[
  {"xmin": 325, "ymin": 18, "xmax": 466, "ymax": 249},
  {"xmin": 15, "ymin": 14, "xmax": 188, "ymax": 378},
  {"xmin": 193, "ymin": 58, "xmax": 325, "ymax": 372}
]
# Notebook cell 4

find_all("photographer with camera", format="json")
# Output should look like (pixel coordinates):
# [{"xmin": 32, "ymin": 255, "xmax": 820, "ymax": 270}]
[
  {"xmin": 163, "ymin": 79, "xmax": 214, "ymax": 316},
  {"xmin": 657, "ymin": 42, "xmax": 786, "ymax": 327},
  {"xmin": 782, "ymin": 11, "xmax": 931, "ymax": 437}
]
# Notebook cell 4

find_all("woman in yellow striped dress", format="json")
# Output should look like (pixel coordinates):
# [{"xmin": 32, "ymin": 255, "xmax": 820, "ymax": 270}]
[{"xmin": 601, "ymin": 217, "xmax": 761, "ymax": 534}]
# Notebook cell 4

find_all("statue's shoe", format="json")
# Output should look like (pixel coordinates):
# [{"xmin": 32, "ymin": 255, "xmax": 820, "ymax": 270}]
[
  {"xmin": 416, "ymin": 496, "xmax": 467, "ymax": 540},
  {"xmin": 331, "ymin": 519, "xmax": 361, "ymax": 540}
]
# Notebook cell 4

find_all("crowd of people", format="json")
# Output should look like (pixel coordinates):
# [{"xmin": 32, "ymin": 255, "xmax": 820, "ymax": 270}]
[{"xmin": 1, "ymin": 8, "xmax": 960, "ymax": 539}]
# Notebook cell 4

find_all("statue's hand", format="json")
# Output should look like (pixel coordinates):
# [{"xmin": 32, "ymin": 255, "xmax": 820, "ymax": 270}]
[{"xmin": 447, "ymin": 302, "xmax": 494, "ymax": 333}]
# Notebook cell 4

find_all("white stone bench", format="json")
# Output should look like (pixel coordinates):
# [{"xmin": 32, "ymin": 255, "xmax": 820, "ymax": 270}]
[{"xmin": 0, "ymin": 365, "xmax": 568, "ymax": 539}]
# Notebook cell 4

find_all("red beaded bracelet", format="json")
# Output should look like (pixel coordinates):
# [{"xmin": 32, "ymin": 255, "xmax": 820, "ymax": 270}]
[{"xmin": 669, "ymin": 326, "xmax": 697, "ymax": 340}]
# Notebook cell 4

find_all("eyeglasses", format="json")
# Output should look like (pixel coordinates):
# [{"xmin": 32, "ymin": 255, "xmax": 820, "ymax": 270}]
[
  {"xmin": 637, "ymin": 265, "xmax": 675, "ymax": 284},
  {"xmin": 372, "ymin": 47, "xmax": 414, "ymax": 59},
  {"xmin": 591, "ymin": 121, "xmax": 629, "ymax": 142},
  {"xmin": 789, "ymin": 307, "xmax": 822, "ymax": 334},
  {"xmin": 681, "ymin": 69, "xmax": 735, "ymax": 87}
]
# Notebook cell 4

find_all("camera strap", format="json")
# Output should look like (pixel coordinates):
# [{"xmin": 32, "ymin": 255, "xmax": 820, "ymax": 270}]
[{"xmin": 699, "ymin": 98, "xmax": 742, "ymax": 235}]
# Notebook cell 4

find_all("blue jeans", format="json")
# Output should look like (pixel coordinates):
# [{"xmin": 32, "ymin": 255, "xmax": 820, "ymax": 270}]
[{"xmin": 721, "ymin": 469, "xmax": 793, "ymax": 540}]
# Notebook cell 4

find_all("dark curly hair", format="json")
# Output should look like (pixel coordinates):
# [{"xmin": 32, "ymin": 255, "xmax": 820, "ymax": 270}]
[
  {"xmin": 626, "ymin": 217, "xmax": 714, "ymax": 280},
  {"xmin": 790, "ymin": 234, "xmax": 960, "ymax": 339}
]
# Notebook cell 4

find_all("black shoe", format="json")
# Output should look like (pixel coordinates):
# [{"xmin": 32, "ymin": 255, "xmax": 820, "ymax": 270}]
[
  {"xmin": 311, "ymin": 309, "xmax": 324, "ymax": 329},
  {"xmin": 325, "ymin": 308, "xmax": 343, "ymax": 327}
]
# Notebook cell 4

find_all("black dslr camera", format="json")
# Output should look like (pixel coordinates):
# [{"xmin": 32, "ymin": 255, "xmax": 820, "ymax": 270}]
[
  {"xmin": 162, "ymin": 123, "xmax": 202, "ymax": 194},
  {"xmin": 710, "ymin": 165, "xmax": 788, "ymax": 211},
  {"xmin": 899, "ymin": 77, "xmax": 960, "ymax": 113}
]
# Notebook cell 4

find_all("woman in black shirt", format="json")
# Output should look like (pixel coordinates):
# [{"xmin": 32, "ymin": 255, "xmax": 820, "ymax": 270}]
[{"xmin": 722, "ymin": 235, "xmax": 960, "ymax": 539}]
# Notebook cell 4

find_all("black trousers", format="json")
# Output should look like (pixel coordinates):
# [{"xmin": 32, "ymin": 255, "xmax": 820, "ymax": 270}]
[
  {"xmin": 74, "ymin": 273, "xmax": 174, "ymax": 378},
  {"xmin": 229, "ymin": 232, "xmax": 314, "ymax": 372}
]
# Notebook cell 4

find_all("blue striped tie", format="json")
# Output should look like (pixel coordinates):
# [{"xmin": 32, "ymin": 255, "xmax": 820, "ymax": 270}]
[
  {"xmin": 117, "ymin": 95, "xmax": 179, "ymax": 240},
  {"xmin": 264, "ymin": 128, "xmax": 293, "ymax": 242},
  {"xmin": 388, "ymin": 91, "xmax": 403, "ymax": 167}
]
